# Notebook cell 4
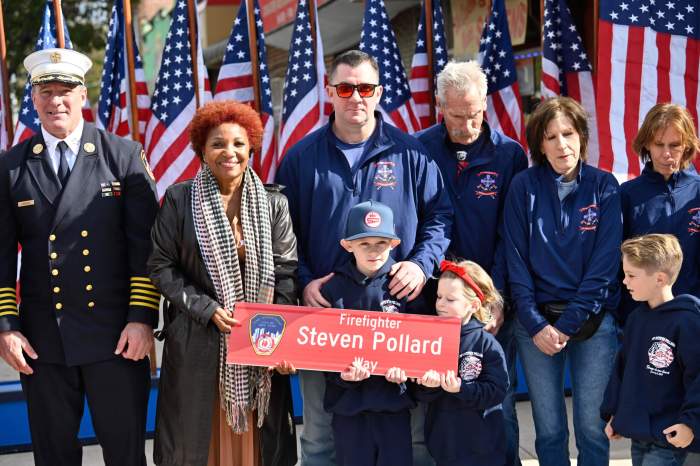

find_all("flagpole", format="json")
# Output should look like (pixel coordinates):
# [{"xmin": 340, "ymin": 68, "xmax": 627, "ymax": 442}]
[
  {"xmin": 52, "ymin": 0, "xmax": 65, "ymax": 48},
  {"xmin": 423, "ymin": 0, "xmax": 436, "ymax": 125},
  {"xmin": 122, "ymin": 0, "xmax": 140, "ymax": 142},
  {"xmin": 246, "ymin": 0, "xmax": 262, "ymax": 113},
  {"xmin": 0, "ymin": 0, "xmax": 13, "ymax": 145},
  {"xmin": 187, "ymin": 0, "xmax": 201, "ymax": 109}
]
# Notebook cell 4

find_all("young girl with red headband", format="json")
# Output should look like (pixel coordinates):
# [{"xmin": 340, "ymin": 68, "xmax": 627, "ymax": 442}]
[{"xmin": 415, "ymin": 259, "xmax": 509, "ymax": 466}]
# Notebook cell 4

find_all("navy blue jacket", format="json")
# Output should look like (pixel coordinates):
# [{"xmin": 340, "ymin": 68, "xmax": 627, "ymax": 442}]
[
  {"xmin": 276, "ymin": 113, "xmax": 453, "ymax": 290},
  {"xmin": 0, "ymin": 124, "xmax": 159, "ymax": 366},
  {"xmin": 601, "ymin": 295, "xmax": 700, "ymax": 452},
  {"xmin": 619, "ymin": 163, "xmax": 700, "ymax": 321},
  {"xmin": 417, "ymin": 122, "xmax": 527, "ymax": 292},
  {"xmin": 322, "ymin": 257, "xmax": 415, "ymax": 416},
  {"xmin": 415, "ymin": 318, "xmax": 508, "ymax": 465},
  {"xmin": 504, "ymin": 162, "xmax": 622, "ymax": 337}
]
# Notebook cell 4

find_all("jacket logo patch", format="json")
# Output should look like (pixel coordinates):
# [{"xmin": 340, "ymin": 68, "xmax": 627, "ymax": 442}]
[
  {"xmin": 100, "ymin": 181, "xmax": 122, "ymax": 198},
  {"xmin": 647, "ymin": 336, "xmax": 675, "ymax": 376},
  {"xmin": 475, "ymin": 171, "xmax": 499, "ymax": 199},
  {"xmin": 689, "ymin": 207, "xmax": 700, "ymax": 234},
  {"xmin": 578, "ymin": 204, "xmax": 599, "ymax": 231},
  {"xmin": 459, "ymin": 351, "xmax": 483, "ymax": 382},
  {"xmin": 373, "ymin": 161, "xmax": 397, "ymax": 190},
  {"xmin": 380, "ymin": 299, "xmax": 400, "ymax": 313},
  {"xmin": 249, "ymin": 313, "xmax": 286, "ymax": 356}
]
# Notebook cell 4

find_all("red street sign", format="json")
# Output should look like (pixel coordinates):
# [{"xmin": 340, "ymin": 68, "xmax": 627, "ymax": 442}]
[{"xmin": 227, "ymin": 303, "xmax": 462, "ymax": 378}]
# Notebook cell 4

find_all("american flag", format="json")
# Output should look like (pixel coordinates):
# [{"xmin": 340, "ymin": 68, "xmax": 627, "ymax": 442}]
[
  {"xmin": 13, "ymin": 0, "xmax": 94, "ymax": 145},
  {"xmin": 597, "ymin": 0, "xmax": 699, "ymax": 180},
  {"xmin": 279, "ymin": 0, "xmax": 329, "ymax": 160},
  {"xmin": 409, "ymin": 0, "xmax": 448, "ymax": 130},
  {"xmin": 96, "ymin": 0, "xmax": 151, "ymax": 144},
  {"xmin": 478, "ymin": 0, "xmax": 527, "ymax": 148},
  {"xmin": 541, "ymin": 0, "xmax": 600, "ymax": 167},
  {"xmin": 215, "ymin": 0, "xmax": 277, "ymax": 182},
  {"xmin": 145, "ymin": 0, "xmax": 212, "ymax": 198},
  {"xmin": 359, "ymin": 0, "xmax": 420, "ymax": 133}
]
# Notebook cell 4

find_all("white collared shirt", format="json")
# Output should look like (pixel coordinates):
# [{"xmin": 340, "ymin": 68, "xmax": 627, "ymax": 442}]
[{"xmin": 41, "ymin": 119, "xmax": 84, "ymax": 174}]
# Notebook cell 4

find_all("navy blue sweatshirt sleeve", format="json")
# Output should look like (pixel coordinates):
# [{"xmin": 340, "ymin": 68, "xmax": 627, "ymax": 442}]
[
  {"xmin": 491, "ymin": 147, "xmax": 528, "ymax": 293},
  {"xmin": 555, "ymin": 175, "xmax": 622, "ymax": 336},
  {"xmin": 679, "ymin": 317, "xmax": 700, "ymax": 435},
  {"xmin": 408, "ymin": 150, "xmax": 453, "ymax": 279},
  {"xmin": 601, "ymin": 348, "xmax": 625, "ymax": 422},
  {"xmin": 503, "ymin": 174, "xmax": 549, "ymax": 336},
  {"xmin": 276, "ymin": 151, "xmax": 314, "ymax": 290},
  {"xmin": 450, "ymin": 337, "xmax": 508, "ymax": 409}
]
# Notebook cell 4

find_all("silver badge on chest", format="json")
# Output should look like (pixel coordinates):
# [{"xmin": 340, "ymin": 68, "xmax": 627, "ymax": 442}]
[{"xmin": 456, "ymin": 150, "xmax": 467, "ymax": 161}]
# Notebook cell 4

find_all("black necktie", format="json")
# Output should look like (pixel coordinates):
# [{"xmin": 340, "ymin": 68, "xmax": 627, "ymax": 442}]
[{"xmin": 57, "ymin": 141, "xmax": 70, "ymax": 188}]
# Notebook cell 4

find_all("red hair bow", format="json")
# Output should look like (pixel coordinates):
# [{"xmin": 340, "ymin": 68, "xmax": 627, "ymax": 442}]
[{"xmin": 439, "ymin": 260, "xmax": 485, "ymax": 303}]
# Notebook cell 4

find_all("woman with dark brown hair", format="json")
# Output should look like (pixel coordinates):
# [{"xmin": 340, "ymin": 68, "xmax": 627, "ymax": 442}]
[
  {"xmin": 503, "ymin": 96, "xmax": 621, "ymax": 465},
  {"xmin": 618, "ymin": 103, "xmax": 700, "ymax": 323},
  {"xmin": 148, "ymin": 100, "xmax": 298, "ymax": 466}
]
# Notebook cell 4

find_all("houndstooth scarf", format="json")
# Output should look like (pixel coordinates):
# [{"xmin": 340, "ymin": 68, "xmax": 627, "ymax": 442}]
[{"xmin": 191, "ymin": 165, "xmax": 275, "ymax": 433}]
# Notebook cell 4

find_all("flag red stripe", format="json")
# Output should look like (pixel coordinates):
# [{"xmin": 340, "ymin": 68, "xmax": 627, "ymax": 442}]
[
  {"xmin": 596, "ymin": 20, "xmax": 615, "ymax": 172},
  {"xmin": 542, "ymin": 72, "xmax": 561, "ymax": 95},
  {"xmin": 685, "ymin": 39, "xmax": 699, "ymax": 132},
  {"xmin": 490, "ymin": 91, "xmax": 518, "ymax": 145},
  {"xmin": 279, "ymin": 106, "xmax": 320, "ymax": 159},
  {"xmin": 151, "ymin": 128, "xmax": 191, "ymax": 180},
  {"xmin": 623, "ymin": 26, "xmax": 644, "ymax": 179},
  {"xmin": 215, "ymin": 75, "xmax": 255, "ymax": 93},
  {"xmin": 656, "ymin": 33, "xmax": 672, "ymax": 103}
]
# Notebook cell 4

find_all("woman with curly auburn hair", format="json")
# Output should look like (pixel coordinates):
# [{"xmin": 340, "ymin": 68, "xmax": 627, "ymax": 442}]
[
  {"xmin": 504, "ymin": 96, "xmax": 621, "ymax": 466},
  {"xmin": 148, "ymin": 100, "xmax": 298, "ymax": 466},
  {"xmin": 618, "ymin": 103, "xmax": 700, "ymax": 324}
]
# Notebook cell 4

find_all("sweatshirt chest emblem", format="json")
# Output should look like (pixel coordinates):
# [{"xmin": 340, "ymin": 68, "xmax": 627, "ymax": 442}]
[
  {"xmin": 578, "ymin": 204, "xmax": 599, "ymax": 231},
  {"xmin": 475, "ymin": 171, "xmax": 499, "ymax": 199},
  {"xmin": 688, "ymin": 207, "xmax": 700, "ymax": 234},
  {"xmin": 459, "ymin": 351, "xmax": 483, "ymax": 382},
  {"xmin": 380, "ymin": 299, "xmax": 400, "ymax": 313},
  {"xmin": 373, "ymin": 161, "xmax": 397, "ymax": 190},
  {"xmin": 647, "ymin": 336, "xmax": 675, "ymax": 376}
]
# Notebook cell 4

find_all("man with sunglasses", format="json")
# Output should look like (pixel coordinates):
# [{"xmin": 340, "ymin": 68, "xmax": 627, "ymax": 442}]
[
  {"xmin": 277, "ymin": 49, "xmax": 452, "ymax": 466},
  {"xmin": 416, "ymin": 60, "xmax": 528, "ymax": 466}
]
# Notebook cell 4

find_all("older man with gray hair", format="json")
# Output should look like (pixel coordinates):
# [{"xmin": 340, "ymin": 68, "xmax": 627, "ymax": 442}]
[{"xmin": 417, "ymin": 59, "xmax": 527, "ymax": 466}]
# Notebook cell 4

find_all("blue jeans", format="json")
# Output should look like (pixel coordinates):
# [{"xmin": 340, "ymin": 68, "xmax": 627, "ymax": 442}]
[
  {"xmin": 299, "ymin": 370, "xmax": 336, "ymax": 466},
  {"xmin": 496, "ymin": 317, "xmax": 521, "ymax": 466},
  {"xmin": 685, "ymin": 453, "xmax": 700, "ymax": 465},
  {"xmin": 631, "ymin": 440, "xmax": 687, "ymax": 466},
  {"xmin": 515, "ymin": 313, "xmax": 617, "ymax": 466},
  {"xmin": 411, "ymin": 401, "xmax": 435, "ymax": 466}
]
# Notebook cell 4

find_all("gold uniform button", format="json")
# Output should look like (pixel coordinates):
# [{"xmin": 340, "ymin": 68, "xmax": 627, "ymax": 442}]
[
  {"xmin": 51, "ymin": 269, "xmax": 59, "ymax": 276},
  {"xmin": 53, "ymin": 287, "xmax": 60, "ymax": 293},
  {"xmin": 82, "ymin": 249, "xmax": 89, "ymax": 256},
  {"xmin": 86, "ymin": 284, "xmax": 93, "ymax": 291},
  {"xmin": 84, "ymin": 266, "xmax": 91, "ymax": 272},
  {"xmin": 50, "ymin": 252, "xmax": 58, "ymax": 259},
  {"xmin": 55, "ymin": 303, "xmax": 62, "ymax": 310},
  {"xmin": 81, "ymin": 230, "xmax": 88, "ymax": 238},
  {"xmin": 88, "ymin": 301, "xmax": 95, "ymax": 308},
  {"xmin": 49, "ymin": 234, "xmax": 56, "ymax": 241}
]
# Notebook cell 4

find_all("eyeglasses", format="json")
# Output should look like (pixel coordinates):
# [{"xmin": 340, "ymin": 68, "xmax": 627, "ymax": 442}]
[{"xmin": 330, "ymin": 83, "xmax": 379, "ymax": 98}]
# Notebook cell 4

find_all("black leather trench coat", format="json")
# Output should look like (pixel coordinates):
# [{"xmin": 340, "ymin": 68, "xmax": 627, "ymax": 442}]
[{"xmin": 148, "ymin": 179, "xmax": 298, "ymax": 466}]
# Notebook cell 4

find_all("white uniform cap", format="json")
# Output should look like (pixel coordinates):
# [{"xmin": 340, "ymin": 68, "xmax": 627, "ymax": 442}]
[{"xmin": 23, "ymin": 48, "xmax": 92, "ymax": 86}]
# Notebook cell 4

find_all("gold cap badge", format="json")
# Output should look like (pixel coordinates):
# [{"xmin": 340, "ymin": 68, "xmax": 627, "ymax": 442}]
[
  {"xmin": 32, "ymin": 144, "xmax": 43, "ymax": 154},
  {"xmin": 83, "ymin": 142, "xmax": 95, "ymax": 153},
  {"xmin": 50, "ymin": 52, "xmax": 61, "ymax": 64}
]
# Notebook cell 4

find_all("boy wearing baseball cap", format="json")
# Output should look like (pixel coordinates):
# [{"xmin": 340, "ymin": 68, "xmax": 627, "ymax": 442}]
[{"xmin": 320, "ymin": 200, "xmax": 415, "ymax": 466}]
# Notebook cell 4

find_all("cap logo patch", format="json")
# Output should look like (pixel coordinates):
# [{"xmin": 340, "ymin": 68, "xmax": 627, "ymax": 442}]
[
  {"xmin": 364, "ymin": 211, "xmax": 381, "ymax": 228},
  {"xmin": 50, "ymin": 52, "xmax": 61, "ymax": 64}
]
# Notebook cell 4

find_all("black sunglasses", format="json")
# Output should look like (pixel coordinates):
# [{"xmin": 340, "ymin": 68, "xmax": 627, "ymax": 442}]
[{"xmin": 330, "ymin": 83, "xmax": 380, "ymax": 98}]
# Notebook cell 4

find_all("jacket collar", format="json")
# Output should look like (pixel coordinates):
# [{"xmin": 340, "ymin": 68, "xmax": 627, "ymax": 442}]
[
  {"xmin": 438, "ymin": 121, "xmax": 497, "ymax": 169},
  {"xmin": 640, "ymin": 161, "xmax": 697, "ymax": 188},
  {"xmin": 325, "ymin": 112, "xmax": 395, "ymax": 167},
  {"xmin": 461, "ymin": 316, "xmax": 485, "ymax": 335}
]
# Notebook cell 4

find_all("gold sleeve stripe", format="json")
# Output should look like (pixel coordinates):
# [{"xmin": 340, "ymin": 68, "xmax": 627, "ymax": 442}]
[
  {"xmin": 0, "ymin": 287, "xmax": 16, "ymax": 293},
  {"xmin": 130, "ymin": 294, "xmax": 160, "ymax": 305},
  {"xmin": 0, "ymin": 305, "xmax": 19, "ymax": 311},
  {"xmin": 0, "ymin": 310, "xmax": 19, "ymax": 317},
  {"xmin": 130, "ymin": 277, "xmax": 154, "ymax": 283},
  {"xmin": 129, "ymin": 300, "xmax": 160, "ymax": 310},
  {"xmin": 0, "ymin": 292, "xmax": 17, "ymax": 300},
  {"xmin": 130, "ymin": 288, "xmax": 160, "ymax": 298},
  {"xmin": 130, "ymin": 282, "xmax": 158, "ymax": 291},
  {"xmin": 0, "ymin": 299, "xmax": 17, "ymax": 306}
]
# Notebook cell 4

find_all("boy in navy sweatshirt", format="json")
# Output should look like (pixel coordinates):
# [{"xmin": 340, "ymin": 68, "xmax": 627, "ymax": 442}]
[
  {"xmin": 321, "ymin": 200, "xmax": 415, "ymax": 466},
  {"xmin": 601, "ymin": 234, "xmax": 700, "ymax": 466}
]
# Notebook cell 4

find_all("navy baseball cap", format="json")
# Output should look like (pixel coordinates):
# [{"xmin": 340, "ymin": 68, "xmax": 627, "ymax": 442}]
[{"xmin": 344, "ymin": 200, "xmax": 399, "ymax": 241}]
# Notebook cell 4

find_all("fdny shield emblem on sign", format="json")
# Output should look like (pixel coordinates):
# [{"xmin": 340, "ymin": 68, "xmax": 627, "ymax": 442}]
[{"xmin": 249, "ymin": 313, "xmax": 286, "ymax": 356}]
